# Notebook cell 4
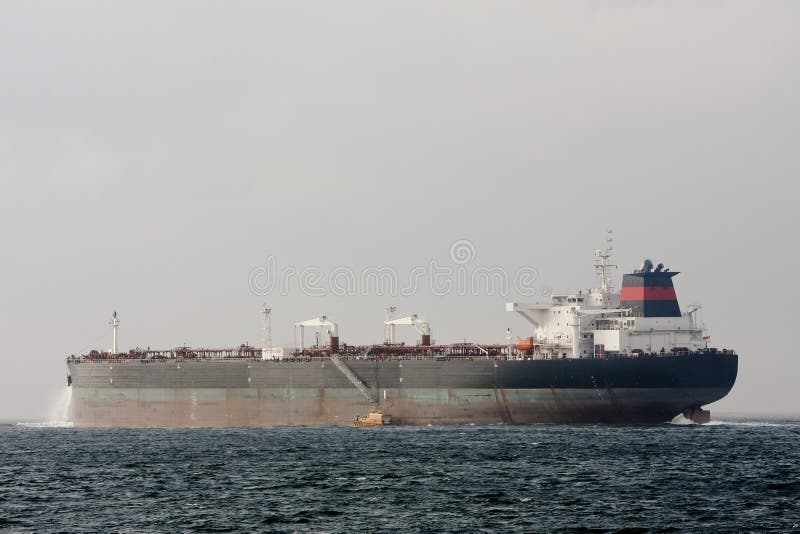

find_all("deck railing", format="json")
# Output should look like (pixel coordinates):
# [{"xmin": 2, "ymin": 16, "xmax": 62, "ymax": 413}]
[{"xmin": 66, "ymin": 348, "xmax": 736, "ymax": 365}]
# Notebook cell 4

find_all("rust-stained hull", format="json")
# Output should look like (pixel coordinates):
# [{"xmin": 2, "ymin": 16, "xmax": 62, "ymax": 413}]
[{"xmin": 67, "ymin": 354, "xmax": 737, "ymax": 427}]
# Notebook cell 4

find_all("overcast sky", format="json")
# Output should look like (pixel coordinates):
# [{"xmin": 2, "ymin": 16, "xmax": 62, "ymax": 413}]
[{"xmin": 1, "ymin": 1, "xmax": 798, "ymax": 420}]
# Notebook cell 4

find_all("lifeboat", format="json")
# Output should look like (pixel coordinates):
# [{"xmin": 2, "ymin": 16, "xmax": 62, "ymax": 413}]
[{"xmin": 516, "ymin": 337, "xmax": 535, "ymax": 353}]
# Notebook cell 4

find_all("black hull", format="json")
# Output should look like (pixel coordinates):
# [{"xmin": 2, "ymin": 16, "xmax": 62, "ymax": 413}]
[{"xmin": 66, "ymin": 353, "xmax": 738, "ymax": 427}]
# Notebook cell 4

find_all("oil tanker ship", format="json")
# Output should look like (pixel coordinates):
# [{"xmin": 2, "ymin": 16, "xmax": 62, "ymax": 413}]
[{"xmin": 65, "ymin": 245, "xmax": 737, "ymax": 427}]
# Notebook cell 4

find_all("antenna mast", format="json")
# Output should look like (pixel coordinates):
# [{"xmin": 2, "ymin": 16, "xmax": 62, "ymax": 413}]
[
  {"xmin": 262, "ymin": 304, "xmax": 272, "ymax": 358},
  {"xmin": 594, "ymin": 229, "xmax": 617, "ymax": 294},
  {"xmin": 110, "ymin": 311, "xmax": 120, "ymax": 354}
]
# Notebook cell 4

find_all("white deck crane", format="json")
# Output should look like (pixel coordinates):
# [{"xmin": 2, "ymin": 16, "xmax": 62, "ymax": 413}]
[
  {"xmin": 384, "ymin": 313, "xmax": 431, "ymax": 346},
  {"xmin": 295, "ymin": 315, "xmax": 339, "ymax": 353}
]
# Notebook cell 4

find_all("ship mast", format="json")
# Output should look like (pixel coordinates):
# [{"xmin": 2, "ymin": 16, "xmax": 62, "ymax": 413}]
[
  {"xmin": 262, "ymin": 304, "xmax": 272, "ymax": 359},
  {"xmin": 385, "ymin": 305, "xmax": 396, "ymax": 343},
  {"xmin": 109, "ymin": 310, "xmax": 120, "ymax": 355},
  {"xmin": 594, "ymin": 229, "xmax": 617, "ymax": 295}
]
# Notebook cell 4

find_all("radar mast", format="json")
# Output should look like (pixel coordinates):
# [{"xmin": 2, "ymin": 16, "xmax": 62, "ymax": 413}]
[{"xmin": 594, "ymin": 229, "xmax": 617, "ymax": 294}]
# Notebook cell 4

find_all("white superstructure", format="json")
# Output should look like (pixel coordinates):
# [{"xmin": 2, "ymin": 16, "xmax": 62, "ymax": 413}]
[{"xmin": 507, "ymin": 237, "xmax": 706, "ymax": 359}]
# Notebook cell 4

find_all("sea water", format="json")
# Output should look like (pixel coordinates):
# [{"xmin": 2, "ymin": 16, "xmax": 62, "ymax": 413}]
[{"xmin": 3, "ymin": 415, "xmax": 799, "ymax": 531}]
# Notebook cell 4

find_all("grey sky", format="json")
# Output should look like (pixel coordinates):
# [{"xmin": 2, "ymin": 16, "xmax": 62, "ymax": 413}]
[{"xmin": 1, "ymin": 1, "xmax": 798, "ymax": 419}]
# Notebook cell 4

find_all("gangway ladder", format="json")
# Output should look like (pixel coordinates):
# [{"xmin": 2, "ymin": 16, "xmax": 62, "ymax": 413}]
[{"xmin": 329, "ymin": 354, "xmax": 376, "ymax": 405}]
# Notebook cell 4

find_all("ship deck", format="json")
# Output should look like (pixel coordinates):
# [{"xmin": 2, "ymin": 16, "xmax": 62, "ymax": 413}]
[{"xmin": 66, "ymin": 345, "xmax": 736, "ymax": 364}]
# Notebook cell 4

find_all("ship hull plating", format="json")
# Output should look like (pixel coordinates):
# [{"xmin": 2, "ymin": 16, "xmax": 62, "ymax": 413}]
[{"xmin": 67, "ymin": 354, "xmax": 737, "ymax": 427}]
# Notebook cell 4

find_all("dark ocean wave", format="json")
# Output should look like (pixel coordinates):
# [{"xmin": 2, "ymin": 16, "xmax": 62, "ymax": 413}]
[{"xmin": 2, "ymin": 420, "xmax": 799, "ymax": 532}]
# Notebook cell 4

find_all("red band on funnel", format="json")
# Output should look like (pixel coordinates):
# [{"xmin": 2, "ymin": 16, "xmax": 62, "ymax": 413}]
[{"xmin": 620, "ymin": 286, "xmax": 677, "ymax": 301}]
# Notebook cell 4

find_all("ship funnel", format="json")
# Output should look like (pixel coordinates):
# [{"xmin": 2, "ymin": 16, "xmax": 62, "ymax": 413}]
[{"xmin": 620, "ymin": 265, "xmax": 681, "ymax": 317}]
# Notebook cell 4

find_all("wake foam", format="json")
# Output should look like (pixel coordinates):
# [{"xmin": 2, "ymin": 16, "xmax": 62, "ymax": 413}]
[
  {"xmin": 669, "ymin": 414, "xmax": 793, "ymax": 427},
  {"xmin": 669, "ymin": 414, "xmax": 696, "ymax": 425},
  {"xmin": 16, "ymin": 421, "xmax": 75, "ymax": 428},
  {"xmin": 704, "ymin": 420, "xmax": 791, "ymax": 427},
  {"xmin": 17, "ymin": 387, "xmax": 75, "ymax": 428}
]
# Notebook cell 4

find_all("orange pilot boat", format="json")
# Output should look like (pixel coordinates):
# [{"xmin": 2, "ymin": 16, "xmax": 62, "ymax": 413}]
[{"xmin": 352, "ymin": 410, "xmax": 391, "ymax": 427}]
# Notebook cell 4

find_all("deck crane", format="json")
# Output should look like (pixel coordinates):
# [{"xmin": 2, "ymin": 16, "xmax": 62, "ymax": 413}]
[
  {"xmin": 384, "ymin": 313, "xmax": 431, "ymax": 346},
  {"xmin": 295, "ymin": 315, "xmax": 339, "ymax": 353}
]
